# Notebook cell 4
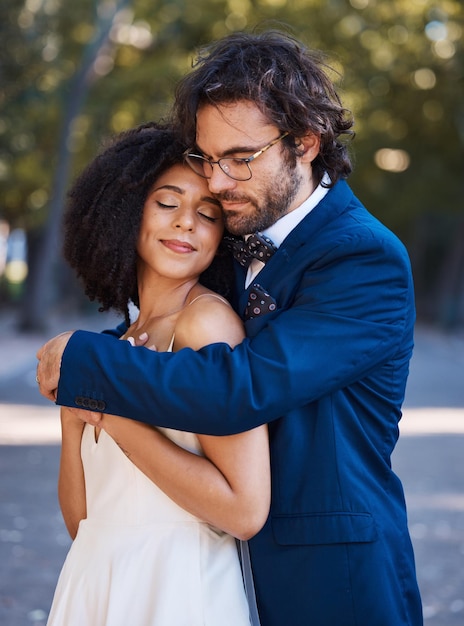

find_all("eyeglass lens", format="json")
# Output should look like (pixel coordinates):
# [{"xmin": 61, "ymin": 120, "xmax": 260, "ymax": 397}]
[
  {"xmin": 184, "ymin": 133, "xmax": 288, "ymax": 181},
  {"xmin": 185, "ymin": 155, "xmax": 252, "ymax": 181}
]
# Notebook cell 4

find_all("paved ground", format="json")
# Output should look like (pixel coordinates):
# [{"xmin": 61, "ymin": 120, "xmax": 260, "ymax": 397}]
[{"xmin": 0, "ymin": 311, "xmax": 463, "ymax": 626}]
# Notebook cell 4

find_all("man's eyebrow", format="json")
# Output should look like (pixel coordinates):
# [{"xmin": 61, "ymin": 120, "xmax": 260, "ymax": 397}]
[{"xmin": 196, "ymin": 143, "xmax": 258, "ymax": 158}]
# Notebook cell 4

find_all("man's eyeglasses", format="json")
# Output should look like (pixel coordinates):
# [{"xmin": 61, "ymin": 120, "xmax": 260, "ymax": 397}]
[{"xmin": 183, "ymin": 132, "xmax": 289, "ymax": 182}]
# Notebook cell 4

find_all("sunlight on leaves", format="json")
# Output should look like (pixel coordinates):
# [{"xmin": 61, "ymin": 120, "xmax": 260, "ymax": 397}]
[{"xmin": 375, "ymin": 148, "xmax": 410, "ymax": 173}]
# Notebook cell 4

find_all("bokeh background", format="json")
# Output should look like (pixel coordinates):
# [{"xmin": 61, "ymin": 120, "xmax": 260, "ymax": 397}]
[
  {"xmin": 0, "ymin": 2, "xmax": 463, "ymax": 625},
  {"xmin": 1, "ymin": 0, "xmax": 463, "ymax": 330}
]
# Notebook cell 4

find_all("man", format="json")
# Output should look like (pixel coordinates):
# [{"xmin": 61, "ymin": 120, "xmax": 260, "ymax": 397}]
[{"xmin": 37, "ymin": 31, "xmax": 423, "ymax": 625}]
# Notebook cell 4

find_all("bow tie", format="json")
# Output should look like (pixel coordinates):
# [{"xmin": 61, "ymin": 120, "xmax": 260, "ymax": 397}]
[{"xmin": 225, "ymin": 233, "xmax": 277, "ymax": 268}]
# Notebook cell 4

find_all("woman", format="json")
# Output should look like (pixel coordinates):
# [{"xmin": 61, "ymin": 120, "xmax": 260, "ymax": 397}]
[{"xmin": 46, "ymin": 123, "xmax": 270, "ymax": 626}]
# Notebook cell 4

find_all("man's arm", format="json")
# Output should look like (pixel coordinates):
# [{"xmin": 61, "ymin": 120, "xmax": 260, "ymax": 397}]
[
  {"xmin": 36, "ymin": 323, "xmax": 138, "ymax": 402},
  {"xmin": 38, "ymin": 230, "xmax": 415, "ymax": 436}
]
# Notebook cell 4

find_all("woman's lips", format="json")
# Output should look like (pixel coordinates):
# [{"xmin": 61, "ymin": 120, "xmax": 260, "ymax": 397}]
[{"xmin": 161, "ymin": 239, "xmax": 195, "ymax": 253}]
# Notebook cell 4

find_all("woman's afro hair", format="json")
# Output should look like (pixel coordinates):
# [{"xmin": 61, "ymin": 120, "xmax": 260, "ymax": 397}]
[{"xmin": 63, "ymin": 121, "xmax": 235, "ymax": 326}]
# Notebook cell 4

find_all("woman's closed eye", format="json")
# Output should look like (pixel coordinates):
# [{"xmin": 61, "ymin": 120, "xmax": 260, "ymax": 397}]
[
  {"xmin": 155, "ymin": 200, "xmax": 221, "ymax": 224},
  {"xmin": 198, "ymin": 211, "xmax": 220, "ymax": 223},
  {"xmin": 156, "ymin": 201, "xmax": 178, "ymax": 210}
]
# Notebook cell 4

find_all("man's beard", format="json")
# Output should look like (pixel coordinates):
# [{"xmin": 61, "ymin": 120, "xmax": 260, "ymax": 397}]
[{"xmin": 218, "ymin": 162, "xmax": 303, "ymax": 236}]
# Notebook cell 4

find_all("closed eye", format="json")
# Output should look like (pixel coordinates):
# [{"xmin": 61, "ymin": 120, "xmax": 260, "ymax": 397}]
[
  {"xmin": 199, "ymin": 212, "xmax": 220, "ymax": 223},
  {"xmin": 156, "ymin": 201, "xmax": 178, "ymax": 209}
]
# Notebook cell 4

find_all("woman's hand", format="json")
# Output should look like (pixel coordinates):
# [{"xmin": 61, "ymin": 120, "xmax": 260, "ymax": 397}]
[{"xmin": 65, "ymin": 407, "xmax": 103, "ymax": 427}]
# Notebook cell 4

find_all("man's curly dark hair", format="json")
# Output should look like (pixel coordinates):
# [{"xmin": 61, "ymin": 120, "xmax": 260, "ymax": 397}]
[
  {"xmin": 63, "ymin": 122, "xmax": 235, "ymax": 327},
  {"xmin": 171, "ymin": 30, "xmax": 354, "ymax": 186}
]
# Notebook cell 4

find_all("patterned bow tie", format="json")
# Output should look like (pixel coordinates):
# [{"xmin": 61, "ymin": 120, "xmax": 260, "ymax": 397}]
[{"xmin": 225, "ymin": 233, "xmax": 277, "ymax": 268}]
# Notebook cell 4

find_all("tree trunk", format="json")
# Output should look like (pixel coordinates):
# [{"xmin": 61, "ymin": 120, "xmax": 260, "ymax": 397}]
[{"xmin": 19, "ymin": 0, "xmax": 132, "ymax": 332}]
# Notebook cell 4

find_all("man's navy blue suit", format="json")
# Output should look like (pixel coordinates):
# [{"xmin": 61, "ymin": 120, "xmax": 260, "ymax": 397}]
[{"xmin": 57, "ymin": 180, "xmax": 423, "ymax": 626}]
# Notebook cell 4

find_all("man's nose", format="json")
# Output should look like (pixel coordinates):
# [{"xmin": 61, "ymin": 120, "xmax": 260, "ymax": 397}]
[{"xmin": 207, "ymin": 165, "xmax": 236, "ymax": 194}]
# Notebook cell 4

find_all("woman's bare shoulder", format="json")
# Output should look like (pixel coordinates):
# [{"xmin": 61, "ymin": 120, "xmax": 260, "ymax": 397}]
[{"xmin": 174, "ymin": 289, "xmax": 244, "ymax": 350}]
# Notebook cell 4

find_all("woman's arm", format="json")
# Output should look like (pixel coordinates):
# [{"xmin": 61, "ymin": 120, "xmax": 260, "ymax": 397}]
[
  {"xmin": 99, "ymin": 297, "xmax": 271, "ymax": 540},
  {"xmin": 101, "ymin": 415, "xmax": 269, "ymax": 540},
  {"xmin": 58, "ymin": 408, "xmax": 87, "ymax": 539}
]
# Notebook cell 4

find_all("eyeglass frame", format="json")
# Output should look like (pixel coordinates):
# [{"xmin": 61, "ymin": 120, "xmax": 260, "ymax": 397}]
[{"xmin": 183, "ymin": 132, "xmax": 289, "ymax": 181}]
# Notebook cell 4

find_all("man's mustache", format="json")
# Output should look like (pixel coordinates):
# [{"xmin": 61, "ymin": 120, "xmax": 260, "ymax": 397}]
[{"xmin": 215, "ymin": 192, "xmax": 252, "ymax": 204}]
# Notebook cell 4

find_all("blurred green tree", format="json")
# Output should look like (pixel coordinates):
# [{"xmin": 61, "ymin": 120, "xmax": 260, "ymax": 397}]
[{"xmin": 0, "ymin": 0, "xmax": 463, "ymax": 329}]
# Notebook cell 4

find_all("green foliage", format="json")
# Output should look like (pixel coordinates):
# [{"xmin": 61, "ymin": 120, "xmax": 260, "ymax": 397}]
[{"xmin": 1, "ymin": 0, "xmax": 463, "ymax": 322}]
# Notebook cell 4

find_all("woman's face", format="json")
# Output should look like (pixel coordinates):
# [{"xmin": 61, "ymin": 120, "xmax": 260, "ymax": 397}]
[{"xmin": 137, "ymin": 164, "xmax": 224, "ymax": 282}]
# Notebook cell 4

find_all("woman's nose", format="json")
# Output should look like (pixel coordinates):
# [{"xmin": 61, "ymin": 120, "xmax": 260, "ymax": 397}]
[{"xmin": 174, "ymin": 209, "xmax": 194, "ymax": 231}]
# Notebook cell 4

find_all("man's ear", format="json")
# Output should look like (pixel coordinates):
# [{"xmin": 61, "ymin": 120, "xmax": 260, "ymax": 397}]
[{"xmin": 298, "ymin": 133, "xmax": 320, "ymax": 163}]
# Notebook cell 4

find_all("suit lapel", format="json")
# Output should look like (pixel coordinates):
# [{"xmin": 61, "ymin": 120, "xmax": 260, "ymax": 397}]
[{"xmin": 277, "ymin": 179, "xmax": 354, "ymax": 255}]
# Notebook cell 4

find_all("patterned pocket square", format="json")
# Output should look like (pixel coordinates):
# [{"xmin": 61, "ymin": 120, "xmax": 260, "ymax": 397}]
[{"xmin": 244, "ymin": 283, "xmax": 277, "ymax": 320}]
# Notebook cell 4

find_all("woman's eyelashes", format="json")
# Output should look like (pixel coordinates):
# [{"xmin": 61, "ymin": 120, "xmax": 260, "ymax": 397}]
[
  {"xmin": 157, "ymin": 202, "xmax": 176, "ymax": 211},
  {"xmin": 199, "ymin": 212, "xmax": 220, "ymax": 223},
  {"xmin": 155, "ymin": 201, "xmax": 220, "ymax": 223}
]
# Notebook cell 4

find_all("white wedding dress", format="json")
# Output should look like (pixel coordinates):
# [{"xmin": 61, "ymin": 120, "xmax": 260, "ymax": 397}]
[{"xmin": 46, "ymin": 422, "xmax": 254, "ymax": 625}]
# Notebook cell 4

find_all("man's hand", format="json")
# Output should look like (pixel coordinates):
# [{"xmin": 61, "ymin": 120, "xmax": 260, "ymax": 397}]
[
  {"xmin": 36, "ymin": 331, "xmax": 74, "ymax": 401},
  {"xmin": 36, "ymin": 329, "xmax": 154, "ymax": 403}
]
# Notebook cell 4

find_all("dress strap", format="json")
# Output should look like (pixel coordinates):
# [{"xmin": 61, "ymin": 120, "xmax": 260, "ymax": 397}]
[
  {"xmin": 188, "ymin": 293, "xmax": 230, "ymax": 307},
  {"xmin": 167, "ymin": 293, "xmax": 229, "ymax": 353},
  {"xmin": 166, "ymin": 334, "xmax": 175, "ymax": 352}
]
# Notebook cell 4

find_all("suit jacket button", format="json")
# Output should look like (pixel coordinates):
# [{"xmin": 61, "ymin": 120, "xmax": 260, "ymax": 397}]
[
  {"xmin": 82, "ymin": 397, "xmax": 90, "ymax": 408},
  {"xmin": 89, "ymin": 399, "xmax": 98, "ymax": 410},
  {"xmin": 75, "ymin": 396, "xmax": 83, "ymax": 407},
  {"xmin": 97, "ymin": 400, "xmax": 106, "ymax": 411}
]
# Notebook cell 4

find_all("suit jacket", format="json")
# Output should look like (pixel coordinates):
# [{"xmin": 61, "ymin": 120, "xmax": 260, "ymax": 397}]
[{"xmin": 58, "ymin": 180, "xmax": 423, "ymax": 625}]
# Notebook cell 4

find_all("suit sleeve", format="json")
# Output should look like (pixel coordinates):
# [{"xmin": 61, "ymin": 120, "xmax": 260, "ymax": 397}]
[{"xmin": 56, "ymin": 231, "xmax": 415, "ymax": 435}]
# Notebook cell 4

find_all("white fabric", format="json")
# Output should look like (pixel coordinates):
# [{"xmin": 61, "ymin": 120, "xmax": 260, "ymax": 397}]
[{"xmin": 47, "ymin": 424, "xmax": 253, "ymax": 626}]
